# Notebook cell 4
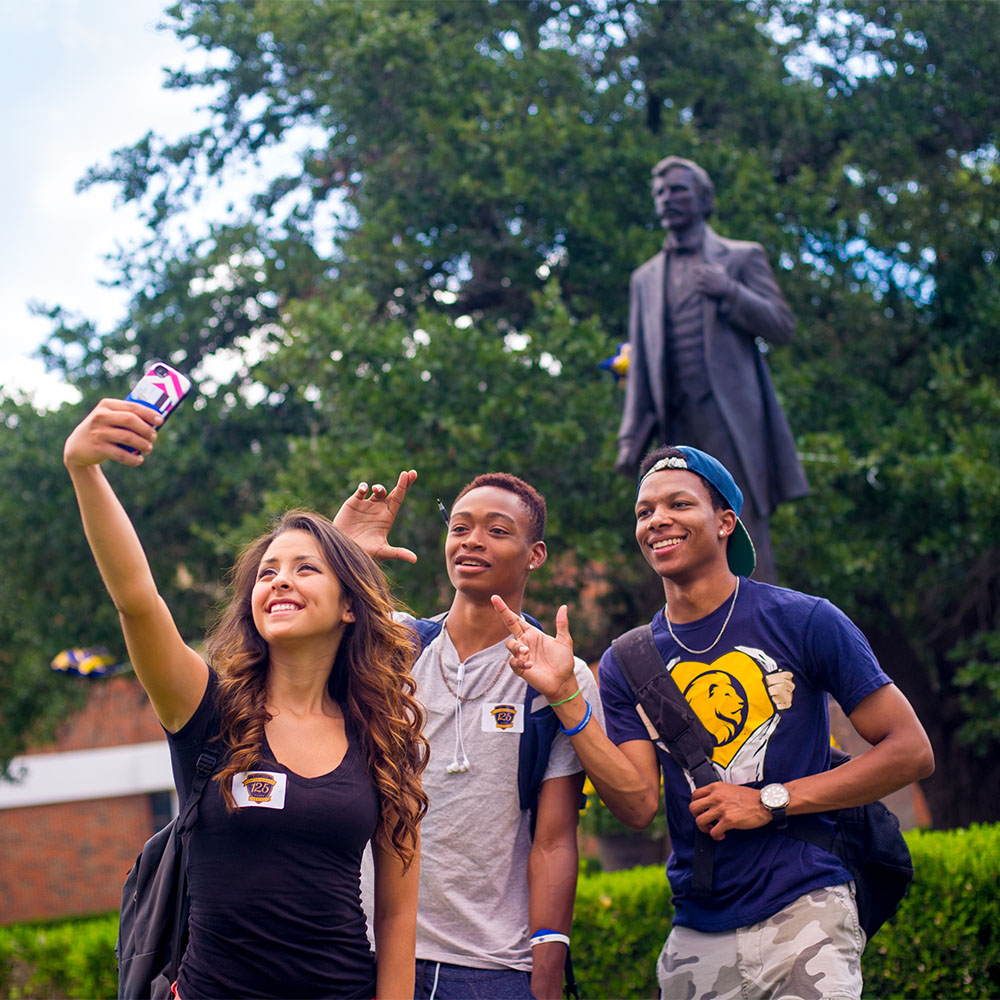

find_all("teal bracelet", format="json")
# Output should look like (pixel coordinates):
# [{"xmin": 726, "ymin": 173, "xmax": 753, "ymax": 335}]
[
  {"xmin": 559, "ymin": 699, "xmax": 593, "ymax": 736},
  {"xmin": 549, "ymin": 687, "xmax": 581, "ymax": 708}
]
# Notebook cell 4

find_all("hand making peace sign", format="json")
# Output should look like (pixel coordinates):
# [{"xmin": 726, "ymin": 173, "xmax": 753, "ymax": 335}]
[{"xmin": 490, "ymin": 595, "xmax": 580, "ymax": 706}]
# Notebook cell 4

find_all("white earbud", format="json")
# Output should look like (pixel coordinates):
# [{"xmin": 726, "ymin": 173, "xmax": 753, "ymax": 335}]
[{"xmin": 447, "ymin": 656, "xmax": 470, "ymax": 774}]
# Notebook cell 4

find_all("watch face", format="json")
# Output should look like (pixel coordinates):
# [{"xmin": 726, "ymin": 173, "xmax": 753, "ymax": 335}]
[{"xmin": 761, "ymin": 783, "xmax": 790, "ymax": 810}]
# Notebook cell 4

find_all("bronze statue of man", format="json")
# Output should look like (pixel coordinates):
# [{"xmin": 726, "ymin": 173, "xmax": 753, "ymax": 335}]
[{"xmin": 615, "ymin": 156, "xmax": 809, "ymax": 583}]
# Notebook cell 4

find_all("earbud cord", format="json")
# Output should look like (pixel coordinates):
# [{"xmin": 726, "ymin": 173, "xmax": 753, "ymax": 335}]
[{"xmin": 448, "ymin": 659, "xmax": 471, "ymax": 774}]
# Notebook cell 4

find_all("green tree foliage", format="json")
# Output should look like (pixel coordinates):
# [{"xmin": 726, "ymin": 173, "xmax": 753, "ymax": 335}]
[
  {"xmin": 0, "ymin": 398, "xmax": 96, "ymax": 759},
  {"xmin": 3, "ymin": 0, "xmax": 998, "ymax": 826},
  {"xmin": 0, "ymin": 383, "xmax": 295, "ymax": 767}
]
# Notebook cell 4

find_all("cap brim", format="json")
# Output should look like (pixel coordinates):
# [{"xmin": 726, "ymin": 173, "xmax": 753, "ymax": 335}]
[{"xmin": 727, "ymin": 517, "xmax": 756, "ymax": 577}]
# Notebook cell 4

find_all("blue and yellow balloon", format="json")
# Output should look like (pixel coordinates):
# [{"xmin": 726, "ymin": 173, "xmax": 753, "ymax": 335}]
[
  {"xmin": 50, "ymin": 646, "xmax": 122, "ymax": 677},
  {"xmin": 599, "ymin": 342, "xmax": 630, "ymax": 382}
]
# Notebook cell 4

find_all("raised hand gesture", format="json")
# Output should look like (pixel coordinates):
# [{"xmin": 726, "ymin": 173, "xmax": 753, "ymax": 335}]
[
  {"xmin": 333, "ymin": 470, "xmax": 419, "ymax": 563},
  {"xmin": 490, "ymin": 595, "xmax": 579, "ymax": 704}
]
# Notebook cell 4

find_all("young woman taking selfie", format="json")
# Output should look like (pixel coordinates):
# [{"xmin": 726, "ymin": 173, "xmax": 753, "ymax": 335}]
[{"xmin": 64, "ymin": 396, "xmax": 428, "ymax": 999}]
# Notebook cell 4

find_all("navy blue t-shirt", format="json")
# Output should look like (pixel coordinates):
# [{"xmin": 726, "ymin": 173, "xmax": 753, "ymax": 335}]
[
  {"xmin": 167, "ymin": 671, "xmax": 379, "ymax": 998},
  {"xmin": 599, "ymin": 579, "xmax": 891, "ymax": 932}
]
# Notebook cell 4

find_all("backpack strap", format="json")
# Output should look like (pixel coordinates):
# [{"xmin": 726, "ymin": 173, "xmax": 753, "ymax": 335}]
[
  {"xmin": 517, "ymin": 680, "xmax": 560, "ymax": 824},
  {"xmin": 563, "ymin": 947, "xmax": 579, "ymax": 1000},
  {"xmin": 776, "ymin": 746, "xmax": 848, "ymax": 856},
  {"xmin": 176, "ymin": 749, "xmax": 219, "ymax": 832},
  {"xmin": 169, "ymin": 747, "xmax": 218, "ymax": 981},
  {"xmin": 611, "ymin": 625, "xmax": 717, "ymax": 786},
  {"xmin": 611, "ymin": 624, "xmax": 718, "ymax": 896},
  {"xmin": 513, "ymin": 618, "xmax": 581, "ymax": 999},
  {"xmin": 410, "ymin": 611, "xmax": 449, "ymax": 655},
  {"xmin": 508, "ymin": 613, "xmax": 551, "ymax": 828}
]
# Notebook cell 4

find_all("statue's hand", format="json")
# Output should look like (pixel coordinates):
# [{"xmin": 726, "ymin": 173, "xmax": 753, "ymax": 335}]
[
  {"xmin": 693, "ymin": 263, "xmax": 734, "ymax": 300},
  {"xmin": 333, "ymin": 470, "xmax": 419, "ymax": 563}
]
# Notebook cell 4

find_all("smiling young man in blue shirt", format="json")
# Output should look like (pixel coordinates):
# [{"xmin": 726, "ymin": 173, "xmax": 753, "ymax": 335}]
[{"xmin": 493, "ymin": 444, "xmax": 933, "ymax": 1000}]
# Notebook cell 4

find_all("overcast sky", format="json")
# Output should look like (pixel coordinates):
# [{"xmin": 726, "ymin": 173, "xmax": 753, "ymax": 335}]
[{"xmin": 0, "ymin": 0, "xmax": 206, "ymax": 407}]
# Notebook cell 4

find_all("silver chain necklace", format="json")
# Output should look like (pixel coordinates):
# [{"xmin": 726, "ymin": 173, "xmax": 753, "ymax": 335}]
[
  {"xmin": 436, "ymin": 632, "xmax": 510, "ymax": 703},
  {"xmin": 665, "ymin": 577, "xmax": 740, "ymax": 655}
]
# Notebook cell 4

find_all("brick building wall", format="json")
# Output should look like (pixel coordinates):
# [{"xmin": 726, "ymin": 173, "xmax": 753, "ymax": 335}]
[
  {"xmin": 0, "ymin": 676, "xmax": 172, "ymax": 925},
  {"xmin": 1, "ymin": 795, "xmax": 156, "ymax": 924},
  {"xmin": 27, "ymin": 675, "xmax": 163, "ymax": 753}
]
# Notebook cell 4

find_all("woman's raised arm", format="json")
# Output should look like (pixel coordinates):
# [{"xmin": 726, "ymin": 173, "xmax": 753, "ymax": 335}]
[{"xmin": 64, "ymin": 399, "xmax": 208, "ymax": 731}]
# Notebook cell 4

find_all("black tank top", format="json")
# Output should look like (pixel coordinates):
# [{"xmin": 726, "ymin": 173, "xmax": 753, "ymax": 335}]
[{"xmin": 167, "ymin": 672, "xmax": 379, "ymax": 998}]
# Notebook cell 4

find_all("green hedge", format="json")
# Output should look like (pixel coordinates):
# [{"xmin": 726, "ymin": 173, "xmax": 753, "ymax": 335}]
[
  {"xmin": 862, "ymin": 824, "xmax": 1000, "ymax": 1000},
  {"xmin": 0, "ymin": 913, "xmax": 117, "ymax": 1000},
  {"xmin": 3, "ymin": 826, "xmax": 998, "ymax": 999},
  {"xmin": 572, "ymin": 824, "xmax": 1000, "ymax": 999}
]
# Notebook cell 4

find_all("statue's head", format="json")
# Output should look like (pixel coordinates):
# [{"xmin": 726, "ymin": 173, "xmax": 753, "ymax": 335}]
[{"xmin": 651, "ymin": 156, "xmax": 714, "ymax": 226}]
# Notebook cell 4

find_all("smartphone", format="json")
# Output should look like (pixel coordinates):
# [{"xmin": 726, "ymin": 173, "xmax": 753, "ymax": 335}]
[{"xmin": 118, "ymin": 361, "xmax": 193, "ymax": 452}]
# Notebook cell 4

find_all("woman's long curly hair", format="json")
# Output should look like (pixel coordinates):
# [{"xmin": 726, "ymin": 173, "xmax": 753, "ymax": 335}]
[{"xmin": 204, "ymin": 509, "xmax": 428, "ymax": 868}]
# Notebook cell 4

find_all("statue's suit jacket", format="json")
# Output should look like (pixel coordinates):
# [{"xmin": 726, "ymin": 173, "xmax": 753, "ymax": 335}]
[{"xmin": 617, "ymin": 225, "xmax": 809, "ymax": 515}]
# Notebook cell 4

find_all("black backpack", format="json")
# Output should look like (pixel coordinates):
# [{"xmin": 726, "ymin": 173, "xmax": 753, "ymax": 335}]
[
  {"xmin": 786, "ymin": 746, "xmax": 914, "ymax": 943},
  {"xmin": 612, "ymin": 624, "xmax": 914, "ymax": 944},
  {"xmin": 116, "ymin": 748, "xmax": 217, "ymax": 999}
]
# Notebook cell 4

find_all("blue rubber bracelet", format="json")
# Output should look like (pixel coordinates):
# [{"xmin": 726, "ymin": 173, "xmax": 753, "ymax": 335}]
[
  {"xmin": 559, "ymin": 699, "xmax": 592, "ymax": 736},
  {"xmin": 530, "ymin": 932, "xmax": 570, "ymax": 948}
]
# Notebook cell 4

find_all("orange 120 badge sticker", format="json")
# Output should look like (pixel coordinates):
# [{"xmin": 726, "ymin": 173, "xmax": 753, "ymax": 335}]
[
  {"xmin": 232, "ymin": 771, "xmax": 287, "ymax": 809},
  {"xmin": 483, "ymin": 702, "xmax": 524, "ymax": 733}
]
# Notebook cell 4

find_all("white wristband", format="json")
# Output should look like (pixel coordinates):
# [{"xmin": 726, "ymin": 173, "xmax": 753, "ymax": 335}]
[{"xmin": 529, "ymin": 932, "xmax": 570, "ymax": 948}]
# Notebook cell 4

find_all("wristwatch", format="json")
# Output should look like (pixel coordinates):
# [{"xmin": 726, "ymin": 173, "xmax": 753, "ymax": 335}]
[{"xmin": 760, "ymin": 783, "xmax": 790, "ymax": 829}]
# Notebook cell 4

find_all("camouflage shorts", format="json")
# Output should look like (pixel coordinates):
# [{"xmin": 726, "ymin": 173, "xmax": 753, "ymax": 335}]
[{"xmin": 657, "ymin": 883, "xmax": 865, "ymax": 1000}]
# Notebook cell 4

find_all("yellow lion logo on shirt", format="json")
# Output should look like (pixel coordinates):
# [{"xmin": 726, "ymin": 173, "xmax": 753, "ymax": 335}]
[{"xmin": 669, "ymin": 647, "xmax": 795, "ymax": 782}]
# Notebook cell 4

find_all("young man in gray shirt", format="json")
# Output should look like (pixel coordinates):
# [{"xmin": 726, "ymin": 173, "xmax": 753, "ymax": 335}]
[{"xmin": 337, "ymin": 470, "xmax": 600, "ymax": 999}]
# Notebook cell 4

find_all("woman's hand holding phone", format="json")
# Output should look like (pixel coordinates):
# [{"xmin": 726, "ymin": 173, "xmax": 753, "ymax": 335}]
[
  {"xmin": 63, "ymin": 399, "xmax": 164, "ymax": 469},
  {"xmin": 64, "ymin": 361, "xmax": 192, "ymax": 469}
]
